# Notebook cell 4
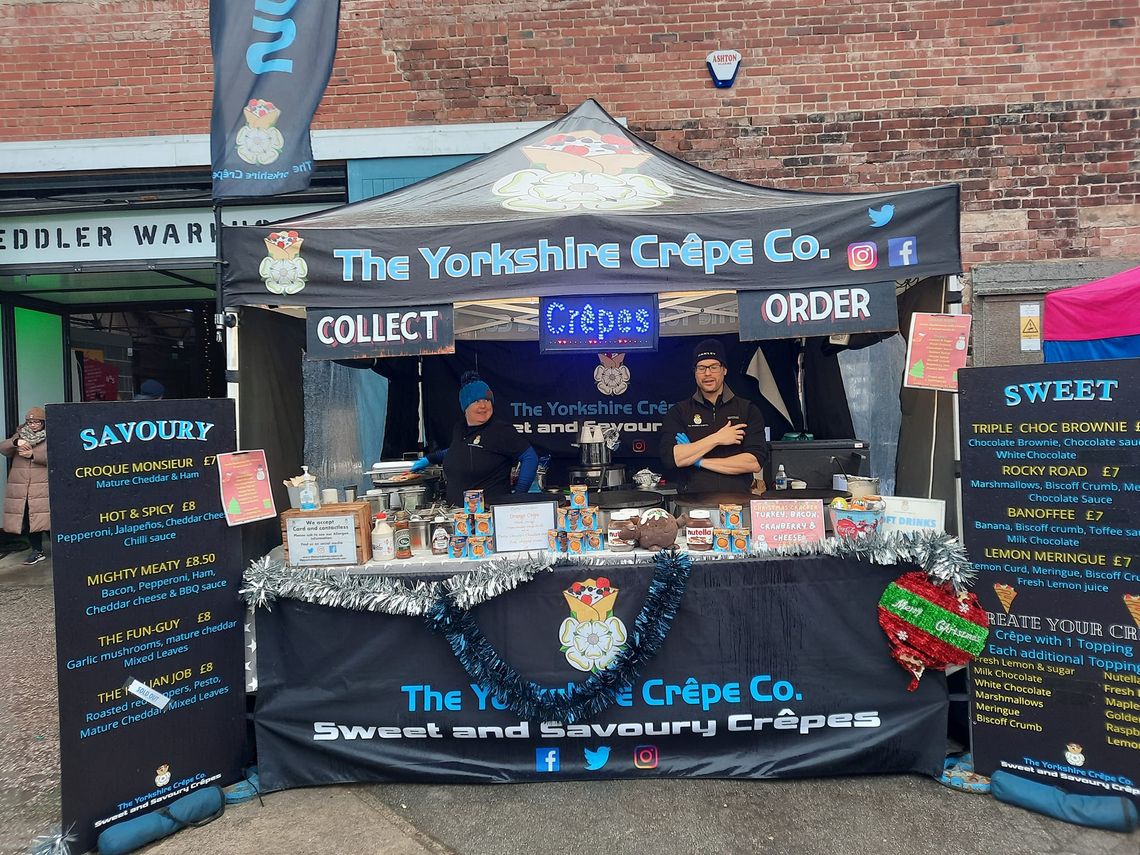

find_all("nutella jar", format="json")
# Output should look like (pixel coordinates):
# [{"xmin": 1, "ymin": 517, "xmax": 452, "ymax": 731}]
[
  {"xmin": 685, "ymin": 510, "xmax": 713, "ymax": 551},
  {"xmin": 607, "ymin": 510, "xmax": 638, "ymax": 552}
]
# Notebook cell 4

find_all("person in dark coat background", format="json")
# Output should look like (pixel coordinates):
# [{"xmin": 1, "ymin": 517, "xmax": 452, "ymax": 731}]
[{"xmin": 1, "ymin": 406, "xmax": 50, "ymax": 565}]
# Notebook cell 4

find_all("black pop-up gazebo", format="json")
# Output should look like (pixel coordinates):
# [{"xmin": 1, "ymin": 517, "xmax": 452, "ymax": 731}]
[
  {"xmin": 221, "ymin": 100, "xmax": 963, "ymax": 555},
  {"xmin": 222, "ymin": 99, "xmax": 960, "ymax": 308}
]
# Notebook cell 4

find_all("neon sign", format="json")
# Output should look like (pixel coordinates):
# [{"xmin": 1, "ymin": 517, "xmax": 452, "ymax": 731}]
[{"xmin": 539, "ymin": 294, "xmax": 658, "ymax": 354}]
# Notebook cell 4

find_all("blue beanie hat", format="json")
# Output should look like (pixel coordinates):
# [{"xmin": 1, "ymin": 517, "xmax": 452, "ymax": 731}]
[{"xmin": 459, "ymin": 371, "xmax": 492, "ymax": 411}]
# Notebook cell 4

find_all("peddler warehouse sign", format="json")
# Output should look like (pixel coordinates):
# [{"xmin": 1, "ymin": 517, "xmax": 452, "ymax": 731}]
[{"xmin": 0, "ymin": 205, "xmax": 331, "ymax": 268}]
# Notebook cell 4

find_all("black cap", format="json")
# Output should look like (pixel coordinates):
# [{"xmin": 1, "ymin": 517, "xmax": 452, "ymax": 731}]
[{"xmin": 693, "ymin": 339, "xmax": 726, "ymax": 367}]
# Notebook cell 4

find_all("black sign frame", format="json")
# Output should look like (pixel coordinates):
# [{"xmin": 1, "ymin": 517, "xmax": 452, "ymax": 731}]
[
  {"xmin": 737, "ymin": 281, "xmax": 899, "ymax": 341},
  {"xmin": 305, "ymin": 304, "xmax": 455, "ymax": 360},
  {"xmin": 47, "ymin": 399, "xmax": 246, "ymax": 852},
  {"xmin": 960, "ymin": 359, "xmax": 1140, "ymax": 804}
]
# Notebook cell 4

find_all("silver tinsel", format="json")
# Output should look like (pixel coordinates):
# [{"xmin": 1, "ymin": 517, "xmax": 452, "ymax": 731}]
[
  {"xmin": 29, "ymin": 827, "xmax": 73, "ymax": 855},
  {"xmin": 240, "ymin": 530, "xmax": 974, "ymax": 614}
]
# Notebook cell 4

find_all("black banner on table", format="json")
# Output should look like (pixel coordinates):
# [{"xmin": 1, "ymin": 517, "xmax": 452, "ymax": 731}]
[
  {"xmin": 47, "ymin": 400, "xmax": 246, "ymax": 853},
  {"xmin": 306, "ymin": 305, "xmax": 455, "ymax": 360},
  {"xmin": 254, "ymin": 556, "xmax": 947, "ymax": 787},
  {"xmin": 737, "ymin": 281, "xmax": 899, "ymax": 341},
  {"xmin": 960, "ymin": 360, "xmax": 1140, "ymax": 804},
  {"xmin": 209, "ymin": 1, "xmax": 340, "ymax": 198}
]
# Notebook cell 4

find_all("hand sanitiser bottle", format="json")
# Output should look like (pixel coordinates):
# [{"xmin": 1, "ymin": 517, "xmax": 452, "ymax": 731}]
[{"xmin": 298, "ymin": 465, "xmax": 320, "ymax": 509}]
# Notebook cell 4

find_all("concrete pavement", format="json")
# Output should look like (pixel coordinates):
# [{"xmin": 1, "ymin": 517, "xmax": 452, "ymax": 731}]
[{"xmin": 1, "ymin": 547, "xmax": 1137, "ymax": 855}]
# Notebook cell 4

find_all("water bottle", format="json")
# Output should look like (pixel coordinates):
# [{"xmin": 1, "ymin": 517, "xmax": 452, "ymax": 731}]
[
  {"xmin": 774, "ymin": 464, "xmax": 789, "ymax": 490},
  {"xmin": 298, "ymin": 465, "xmax": 320, "ymax": 510}
]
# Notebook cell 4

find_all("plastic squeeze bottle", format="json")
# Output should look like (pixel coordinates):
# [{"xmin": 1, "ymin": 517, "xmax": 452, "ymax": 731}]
[
  {"xmin": 372, "ymin": 513, "xmax": 395, "ymax": 561},
  {"xmin": 774, "ymin": 464, "xmax": 789, "ymax": 490}
]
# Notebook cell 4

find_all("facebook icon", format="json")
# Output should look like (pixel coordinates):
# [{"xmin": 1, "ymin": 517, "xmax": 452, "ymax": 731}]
[
  {"xmin": 536, "ymin": 747, "xmax": 560, "ymax": 772},
  {"xmin": 888, "ymin": 237, "xmax": 918, "ymax": 267}
]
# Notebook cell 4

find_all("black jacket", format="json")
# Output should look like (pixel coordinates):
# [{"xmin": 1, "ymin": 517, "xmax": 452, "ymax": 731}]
[{"xmin": 659, "ymin": 386, "xmax": 768, "ymax": 493}]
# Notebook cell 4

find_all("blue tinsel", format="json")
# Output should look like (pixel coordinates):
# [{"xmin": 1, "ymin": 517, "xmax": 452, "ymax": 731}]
[{"xmin": 423, "ymin": 548, "xmax": 692, "ymax": 723}]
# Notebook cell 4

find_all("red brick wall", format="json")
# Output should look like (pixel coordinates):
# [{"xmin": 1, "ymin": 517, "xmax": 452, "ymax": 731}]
[{"xmin": 1, "ymin": 0, "xmax": 1137, "ymax": 269}]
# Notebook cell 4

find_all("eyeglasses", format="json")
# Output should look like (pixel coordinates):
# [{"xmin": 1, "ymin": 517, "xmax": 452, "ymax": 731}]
[
  {"xmin": 694, "ymin": 363, "xmax": 723, "ymax": 374},
  {"xmin": 26, "ymin": 419, "xmax": 43, "ymax": 425}
]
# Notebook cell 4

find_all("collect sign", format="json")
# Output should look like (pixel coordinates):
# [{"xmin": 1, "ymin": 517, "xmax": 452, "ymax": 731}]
[
  {"xmin": 306, "ymin": 304, "xmax": 454, "ymax": 360},
  {"xmin": 538, "ymin": 294, "xmax": 658, "ymax": 354},
  {"xmin": 737, "ymin": 281, "xmax": 898, "ymax": 341},
  {"xmin": 959, "ymin": 360, "xmax": 1140, "ymax": 803},
  {"xmin": 47, "ymin": 400, "xmax": 245, "ymax": 853}
]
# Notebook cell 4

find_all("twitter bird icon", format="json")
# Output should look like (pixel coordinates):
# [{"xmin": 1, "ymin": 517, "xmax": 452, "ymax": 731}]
[
  {"xmin": 584, "ymin": 746, "xmax": 611, "ymax": 771},
  {"xmin": 868, "ymin": 204, "xmax": 894, "ymax": 227}
]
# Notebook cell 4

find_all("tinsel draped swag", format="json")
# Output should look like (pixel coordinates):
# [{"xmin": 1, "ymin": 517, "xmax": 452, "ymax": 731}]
[
  {"xmin": 424, "ymin": 548, "xmax": 692, "ymax": 723},
  {"xmin": 238, "ymin": 532, "xmax": 969, "ymax": 722},
  {"xmin": 239, "ymin": 530, "xmax": 971, "ymax": 616}
]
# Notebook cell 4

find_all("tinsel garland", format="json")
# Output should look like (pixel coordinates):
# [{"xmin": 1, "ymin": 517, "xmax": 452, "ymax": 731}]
[
  {"xmin": 239, "ymin": 552, "xmax": 565, "ymax": 616},
  {"xmin": 30, "ymin": 828, "xmax": 73, "ymax": 855},
  {"xmin": 424, "ymin": 548, "xmax": 692, "ymax": 723},
  {"xmin": 239, "ymin": 530, "xmax": 971, "ymax": 614}
]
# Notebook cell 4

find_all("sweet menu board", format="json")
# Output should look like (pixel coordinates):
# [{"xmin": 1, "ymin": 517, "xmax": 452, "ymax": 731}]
[
  {"xmin": 47, "ymin": 400, "xmax": 245, "ymax": 852},
  {"xmin": 959, "ymin": 359, "xmax": 1139, "ymax": 803}
]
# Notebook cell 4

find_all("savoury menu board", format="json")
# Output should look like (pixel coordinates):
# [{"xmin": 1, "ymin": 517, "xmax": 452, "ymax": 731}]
[
  {"xmin": 47, "ymin": 400, "xmax": 245, "ymax": 853},
  {"xmin": 959, "ymin": 359, "xmax": 1139, "ymax": 803}
]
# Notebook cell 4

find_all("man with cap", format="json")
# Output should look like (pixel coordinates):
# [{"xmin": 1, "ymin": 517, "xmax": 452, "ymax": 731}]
[
  {"xmin": 410, "ymin": 371, "xmax": 538, "ymax": 506},
  {"xmin": 658, "ymin": 339, "xmax": 767, "ymax": 493}
]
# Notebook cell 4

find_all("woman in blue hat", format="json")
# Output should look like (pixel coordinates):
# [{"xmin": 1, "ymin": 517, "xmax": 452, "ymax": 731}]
[{"xmin": 411, "ymin": 371, "xmax": 538, "ymax": 506}]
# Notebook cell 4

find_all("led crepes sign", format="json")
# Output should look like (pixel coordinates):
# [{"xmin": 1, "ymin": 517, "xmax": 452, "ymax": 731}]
[{"xmin": 539, "ymin": 294, "xmax": 658, "ymax": 354}]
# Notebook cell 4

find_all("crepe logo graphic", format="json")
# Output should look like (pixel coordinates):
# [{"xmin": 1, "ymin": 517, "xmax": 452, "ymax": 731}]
[
  {"xmin": 1124, "ymin": 594, "xmax": 1140, "ymax": 628},
  {"xmin": 993, "ymin": 583, "xmax": 1017, "ymax": 614},
  {"xmin": 154, "ymin": 764, "xmax": 171, "ymax": 787},
  {"xmin": 594, "ymin": 352, "xmax": 630, "ymax": 396},
  {"xmin": 559, "ymin": 576, "xmax": 627, "ymax": 673},
  {"xmin": 237, "ymin": 99, "xmax": 285, "ymax": 165},
  {"xmin": 492, "ymin": 130, "xmax": 674, "ymax": 212},
  {"xmin": 1064, "ymin": 742, "xmax": 1085, "ymax": 767},
  {"xmin": 259, "ymin": 230, "xmax": 308, "ymax": 295}
]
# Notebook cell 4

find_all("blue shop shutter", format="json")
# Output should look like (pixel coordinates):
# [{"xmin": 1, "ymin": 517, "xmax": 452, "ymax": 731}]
[{"xmin": 348, "ymin": 155, "xmax": 478, "ymax": 202}]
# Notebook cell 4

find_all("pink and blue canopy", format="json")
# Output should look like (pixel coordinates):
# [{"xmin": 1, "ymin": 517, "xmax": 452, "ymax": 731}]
[{"xmin": 1043, "ymin": 265, "xmax": 1140, "ymax": 362}]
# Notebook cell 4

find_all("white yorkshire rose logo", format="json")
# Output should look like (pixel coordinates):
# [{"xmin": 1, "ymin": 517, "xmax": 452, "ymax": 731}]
[
  {"xmin": 594, "ymin": 353, "xmax": 630, "ymax": 396},
  {"xmin": 493, "ymin": 169, "xmax": 673, "ymax": 213},
  {"xmin": 559, "ymin": 577, "xmax": 627, "ymax": 673}
]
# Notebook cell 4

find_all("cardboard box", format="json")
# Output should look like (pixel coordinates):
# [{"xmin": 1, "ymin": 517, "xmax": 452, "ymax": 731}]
[{"xmin": 281, "ymin": 501, "xmax": 372, "ymax": 566}]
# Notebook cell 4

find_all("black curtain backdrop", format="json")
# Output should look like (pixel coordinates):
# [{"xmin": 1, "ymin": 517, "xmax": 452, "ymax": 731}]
[
  {"xmin": 421, "ymin": 335, "xmax": 771, "ymax": 484},
  {"xmin": 238, "ymin": 307, "xmax": 305, "ymax": 564}
]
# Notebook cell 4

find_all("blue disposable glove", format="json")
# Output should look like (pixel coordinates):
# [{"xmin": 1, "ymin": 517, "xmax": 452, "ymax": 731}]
[
  {"xmin": 410, "ymin": 457, "xmax": 430, "ymax": 472},
  {"xmin": 675, "ymin": 432, "xmax": 691, "ymax": 444},
  {"xmin": 694, "ymin": 458, "xmax": 704, "ymax": 469}
]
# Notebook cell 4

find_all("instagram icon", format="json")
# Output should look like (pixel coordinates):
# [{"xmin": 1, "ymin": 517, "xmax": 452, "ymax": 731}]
[
  {"xmin": 847, "ymin": 241, "xmax": 878, "ymax": 270},
  {"xmin": 633, "ymin": 745, "xmax": 659, "ymax": 769}
]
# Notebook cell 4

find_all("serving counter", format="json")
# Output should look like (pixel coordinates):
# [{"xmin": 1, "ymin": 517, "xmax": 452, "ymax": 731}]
[{"xmin": 243, "ymin": 536, "xmax": 957, "ymax": 790}]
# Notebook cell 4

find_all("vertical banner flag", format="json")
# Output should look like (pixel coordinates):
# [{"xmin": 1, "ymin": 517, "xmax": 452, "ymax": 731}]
[{"xmin": 210, "ymin": 1, "xmax": 341, "ymax": 198}]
